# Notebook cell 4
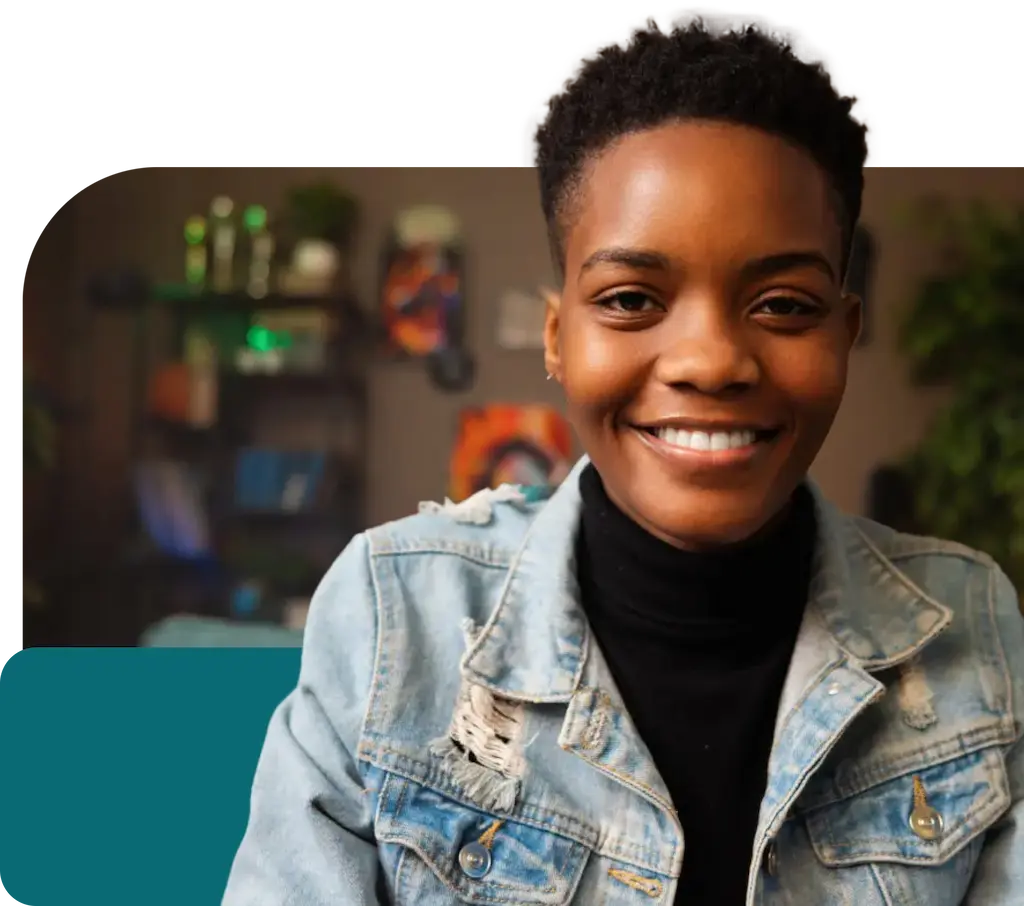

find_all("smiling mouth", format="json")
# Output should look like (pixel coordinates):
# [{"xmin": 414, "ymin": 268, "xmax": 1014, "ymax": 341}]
[{"xmin": 634, "ymin": 424, "xmax": 781, "ymax": 453}]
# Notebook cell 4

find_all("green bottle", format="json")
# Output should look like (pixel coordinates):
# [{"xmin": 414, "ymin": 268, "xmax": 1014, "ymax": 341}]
[
  {"xmin": 243, "ymin": 204, "xmax": 274, "ymax": 299},
  {"xmin": 184, "ymin": 216, "xmax": 207, "ymax": 288}
]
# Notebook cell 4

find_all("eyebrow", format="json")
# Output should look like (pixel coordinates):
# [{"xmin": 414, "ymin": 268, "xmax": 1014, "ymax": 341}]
[
  {"xmin": 740, "ymin": 251, "xmax": 836, "ymax": 284},
  {"xmin": 579, "ymin": 247, "xmax": 673, "ymax": 274},
  {"xmin": 578, "ymin": 246, "xmax": 837, "ymax": 284}
]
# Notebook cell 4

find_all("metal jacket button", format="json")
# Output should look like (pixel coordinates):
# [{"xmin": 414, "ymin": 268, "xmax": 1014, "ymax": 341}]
[
  {"xmin": 458, "ymin": 841, "xmax": 492, "ymax": 879},
  {"xmin": 909, "ymin": 804, "xmax": 944, "ymax": 841},
  {"xmin": 909, "ymin": 775, "xmax": 944, "ymax": 841},
  {"xmin": 763, "ymin": 840, "xmax": 779, "ymax": 878}
]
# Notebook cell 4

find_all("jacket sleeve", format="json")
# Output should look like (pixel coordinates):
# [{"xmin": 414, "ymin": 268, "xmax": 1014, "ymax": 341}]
[
  {"xmin": 963, "ymin": 564, "xmax": 1024, "ymax": 903},
  {"xmin": 222, "ymin": 533, "xmax": 383, "ymax": 905}
]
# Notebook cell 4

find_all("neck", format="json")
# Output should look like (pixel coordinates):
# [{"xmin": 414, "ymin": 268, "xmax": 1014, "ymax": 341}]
[
  {"xmin": 575, "ymin": 464, "xmax": 818, "ymax": 634},
  {"xmin": 601, "ymin": 481, "xmax": 798, "ymax": 554}
]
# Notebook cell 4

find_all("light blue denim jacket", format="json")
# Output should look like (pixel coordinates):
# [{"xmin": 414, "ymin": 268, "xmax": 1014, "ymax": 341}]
[{"xmin": 224, "ymin": 457, "xmax": 1024, "ymax": 905}]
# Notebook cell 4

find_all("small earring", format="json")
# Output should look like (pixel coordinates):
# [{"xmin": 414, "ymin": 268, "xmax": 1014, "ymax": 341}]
[{"xmin": 546, "ymin": 372, "xmax": 554, "ymax": 381}]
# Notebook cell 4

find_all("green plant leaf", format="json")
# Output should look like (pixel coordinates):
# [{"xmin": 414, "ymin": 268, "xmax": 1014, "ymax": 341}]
[
  {"xmin": 899, "ymin": 201, "xmax": 1024, "ymax": 588},
  {"xmin": 286, "ymin": 183, "xmax": 359, "ymax": 245}
]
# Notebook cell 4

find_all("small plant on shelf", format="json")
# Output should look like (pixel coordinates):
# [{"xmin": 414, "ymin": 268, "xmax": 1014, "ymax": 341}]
[
  {"xmin": 282, "ymin": 183, "xmax": 360, "ymax": 295},
  {"xmin": 287, "ymin": 183, "xmax": 360, "ymax": 248}
]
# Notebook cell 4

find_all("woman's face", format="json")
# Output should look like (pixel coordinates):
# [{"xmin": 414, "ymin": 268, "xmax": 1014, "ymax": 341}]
[{"xmin": 545, "ymin": 121, "xmax": 860, "ymax": 549}]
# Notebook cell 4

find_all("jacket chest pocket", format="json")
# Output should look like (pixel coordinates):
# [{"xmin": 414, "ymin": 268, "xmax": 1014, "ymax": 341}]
[
  {"xmin": 799, "ymin": 744, "xmax": 1011, "ymax": 902},
  {"xmin": 376, "ymin": 773, "xmax": 590, "ymax": 905}
]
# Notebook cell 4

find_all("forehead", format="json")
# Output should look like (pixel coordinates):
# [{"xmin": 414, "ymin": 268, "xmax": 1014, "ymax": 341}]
[{"xmin": 567, "ymin": 121, "xmax": 842, "ymax": 271}]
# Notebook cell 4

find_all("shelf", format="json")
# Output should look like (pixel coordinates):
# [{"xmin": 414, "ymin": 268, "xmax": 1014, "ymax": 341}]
[
  {"xmin": 145, "ymin": 415, "xmax": 216, "ymax": 437},
  {"xmin": 87, "ymin": 274, "xmax": 366, "ymax": 326},
  {"xmin": 154, "ymin": 284, "xmax": 364, "ymax": 318},
  {"xmin": 220, "ymin": 370, "xmax": 367, "ymax": 403},
  {"xmin": 225, "ymin": 509, "xmax": 354, "ymax": 528}
]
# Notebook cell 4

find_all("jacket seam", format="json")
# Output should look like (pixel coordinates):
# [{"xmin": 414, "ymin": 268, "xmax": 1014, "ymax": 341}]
[
  {"xmin": 358, "ymin": 745, "xmax": 674, "ymax": 875},
  {"xmin": 372, "ymin": 548, "xmax": 512, "ymax": 569},
  {"xmin": 361, "ymin": 532, "xmax": 390, "ymax": 762},
  {"xmin": 460, "ymin": 513, "xmax": 548, "ymax": 677},
  {"xmin": 364, "ymin": 747, "xmax": 598, "ymax": 848},
  {"xmin": 884, "ymin": 544, "xmax": 994, "ymax": 567},
  {"xmin": 987, "ymin": 563, "xmax": 1017, "ymax": 740},
  {"xmin": 813, "ymin": 781, "xmax": 1002, "ymax": 863},
  {"xmin": 798, "ymin": 724, "xmax": 1016, "ymax": 810},
  {"xmin": 852, "ymin": 524, "xmax": 956, "ymax": 621}
]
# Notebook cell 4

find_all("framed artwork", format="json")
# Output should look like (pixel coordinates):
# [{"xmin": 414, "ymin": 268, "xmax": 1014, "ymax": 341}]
[
  {"xmin": 449, "ymin": 404, "xmax": 573, "ymax": 502},
  {"xmin": 380, "ymin": 205, "xmax": 465, "ymax": 357}
]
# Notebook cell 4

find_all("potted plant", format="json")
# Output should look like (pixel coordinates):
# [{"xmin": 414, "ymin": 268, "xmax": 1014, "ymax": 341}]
[
  {"xmin": 284, "ymin": 183, "xmax": 360, "ymax": 292},
  {"xmin": 897, "ymin": 199, "xmax": 1024, "ymax": 589}
]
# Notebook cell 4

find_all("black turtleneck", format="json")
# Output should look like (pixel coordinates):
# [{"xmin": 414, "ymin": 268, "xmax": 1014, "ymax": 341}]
[{"xmin": 575, "ymin": 464, "xmax": 817, "ymax": 906}]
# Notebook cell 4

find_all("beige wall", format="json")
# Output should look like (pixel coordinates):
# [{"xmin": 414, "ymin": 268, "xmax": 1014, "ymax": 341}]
[{"xmin": 46, "ymin": 167, "xmax": 1024, "ymax": 556}]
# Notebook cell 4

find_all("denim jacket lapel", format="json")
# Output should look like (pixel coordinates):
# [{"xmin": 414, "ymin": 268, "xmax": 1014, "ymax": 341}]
[{"xmin": 746, "ymin": 485, "xmax": 955, "ymax": 902}]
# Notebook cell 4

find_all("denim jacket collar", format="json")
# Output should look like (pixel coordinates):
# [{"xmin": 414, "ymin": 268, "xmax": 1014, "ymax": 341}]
[{"xmin": 461, "ymin": 456, "xmax": 954, "ymax": 702}]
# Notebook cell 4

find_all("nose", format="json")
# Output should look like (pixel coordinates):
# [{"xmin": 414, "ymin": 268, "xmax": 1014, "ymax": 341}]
[{"xmin": 653, "ymin": 306, "xmax": 760, "ymax": 395}]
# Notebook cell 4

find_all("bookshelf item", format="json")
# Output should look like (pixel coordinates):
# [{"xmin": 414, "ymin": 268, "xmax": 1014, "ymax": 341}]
[
  {"xmin": 184, "ymin": 216, "xmax": 208, "ymax": 288},
  {"xmin": 209, "ymin": 196, "xmax": 237, "ymax": 292}
]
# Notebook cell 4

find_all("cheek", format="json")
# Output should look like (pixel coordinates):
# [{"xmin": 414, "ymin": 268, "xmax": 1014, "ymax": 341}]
[
  {"xmin": 767, "ymin": 341, "xmax": 848, "ymax": 423},
  {"xmin": 561, "ymin": 319, "xmax": 644, "ymax": 409}
]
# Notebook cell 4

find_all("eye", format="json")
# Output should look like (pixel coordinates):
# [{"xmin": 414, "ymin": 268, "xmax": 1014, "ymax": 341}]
[
  {"xmin": 595, "ymin": 291, "xmax": 660, "ymax": 314},
  {"xmin": 753, "ymin": 295, "xmax": 821, "ymax": 318}
]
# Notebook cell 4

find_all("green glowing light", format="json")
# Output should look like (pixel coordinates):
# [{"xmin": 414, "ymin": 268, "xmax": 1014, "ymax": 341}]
[
  {"xmin": 247, "ymin": 325, "xmax": 275, "ymax": 352},
  {"xmin": 246, "ymin": 325, "xmax": 293, "ymax": 352},
  {"xmin": 184, "ymin": 216, "xmax": 206, "ymax": 245},
  {"xmin": 243, "ymin": 205, "xmax": 268, "ymax": 234}
]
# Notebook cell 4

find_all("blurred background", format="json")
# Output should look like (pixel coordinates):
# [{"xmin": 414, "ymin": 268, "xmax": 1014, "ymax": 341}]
[{"xmin": 22, "ymin": 168, "xmax": 1024, "ymax": 648}]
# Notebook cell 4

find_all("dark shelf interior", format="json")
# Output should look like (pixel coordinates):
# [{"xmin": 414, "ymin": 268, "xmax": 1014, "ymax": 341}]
[
  {"xmin": 220, "ymin": 370, "xmax": 367, "ymax": 401},
  {"xmin": 101, "ymin": 272, "xmax": 372, "ymax": 636},
  {"xmin": 154, "ymin": 283, "xmax": 366, "ymax": 323},
  {"xmin": 156, "ymin": 284, "xmax": 343, "ymax": 306}
]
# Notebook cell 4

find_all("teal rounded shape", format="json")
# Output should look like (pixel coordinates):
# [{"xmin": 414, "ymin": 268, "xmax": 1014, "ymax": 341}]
[{"xmin": 0, "ymin": 647, "xmax": 300, "ymax": 905}]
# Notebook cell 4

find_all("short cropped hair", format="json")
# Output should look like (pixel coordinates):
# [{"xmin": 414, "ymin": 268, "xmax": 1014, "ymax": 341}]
[{"xmin": 524, "ymin": 7, "xmax": 876, "ymax": 278}]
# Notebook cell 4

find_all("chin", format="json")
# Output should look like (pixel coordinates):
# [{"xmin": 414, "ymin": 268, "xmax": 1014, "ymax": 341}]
[{"xmin": 634, "ymin": 486, "xmax": 783, "ymax": 550}]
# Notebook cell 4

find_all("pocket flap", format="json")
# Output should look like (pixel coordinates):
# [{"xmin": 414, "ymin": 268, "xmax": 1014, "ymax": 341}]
[
  {"xmin": 804, "ymin": 746, "xmax": 1011, "ymax": 867},
  {"xmin": 376, "ymin": 774, "xmax": 588, "ymax": 905}
]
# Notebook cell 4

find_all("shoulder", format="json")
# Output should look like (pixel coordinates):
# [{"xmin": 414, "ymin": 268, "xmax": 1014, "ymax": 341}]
[
  {"xmin": 850, "ymin": 512, "xmax": 1017, "ymax": 610},
  {"xmin": 310, "ymin": 485, "xmax": 557, "ymax": 634},
  {"xmin": 850, "ymin": 514, "xmax": 1019, "ymax": 598},
  {"xmin": 304, "ymin": 485, "xmax": 553, "ymax": 638},
  {"xmin": 301, "ymin": 485, "xmax": 557, "ymax": 687},
  {"xmin": 850, "ymin": 512, "xmax": 997, "ymax": 570},
  {"xmin": 315, "ymin": 487, "xmax": 559, "ymax": 745},
  {"xmin": 850, "ymin": 514, "xmax": 1024, "ymax": 683},
  {"xmin": 362, "ymin": 484, "xmax": 551, "ymax": 569}
]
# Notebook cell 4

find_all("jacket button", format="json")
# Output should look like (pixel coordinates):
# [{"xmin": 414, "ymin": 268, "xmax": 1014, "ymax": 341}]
[
  {"xmin": 909, "ymin": 805, "xmax": 944, "ymax": 841},
  {"xmin": 763, "ymin": 840, "xmax": 779, "ymax": 878},
  {"xmin": 458, "ymin": 841, "xmax": 492, "ymax": 879}
]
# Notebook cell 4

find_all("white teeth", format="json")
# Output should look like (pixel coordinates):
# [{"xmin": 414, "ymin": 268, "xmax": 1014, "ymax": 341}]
[
  {"xmin": 690, "ymin": 431, "xmax": 711, "ymax": 451},
  {"xmin": 710, "ymin": 432, "xmax": 731, "ymax": 451},
  {"xmin": 654, "ymin": 427, "xmax": 757, "ymax": 451}
]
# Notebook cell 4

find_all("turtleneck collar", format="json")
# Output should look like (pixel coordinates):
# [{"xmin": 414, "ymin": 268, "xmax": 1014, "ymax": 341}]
[{"xmin": 575, "ymin": 463, "xmax": 817, "ymax": 639}]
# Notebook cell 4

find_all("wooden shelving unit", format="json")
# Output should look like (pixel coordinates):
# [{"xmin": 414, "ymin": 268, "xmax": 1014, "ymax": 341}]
[{"xmin": 89, "ymin": 276, "xmax": 373, "ymax": 634}]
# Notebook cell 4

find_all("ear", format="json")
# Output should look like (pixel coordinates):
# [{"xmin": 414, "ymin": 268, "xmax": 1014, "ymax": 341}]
[
  {"xmin": 843, "ymin": 292, "xmax": 863, "ymax": 350},
  {"xmin": 540, "ymin": 287, "xmax": 563, "ymax": 381}
]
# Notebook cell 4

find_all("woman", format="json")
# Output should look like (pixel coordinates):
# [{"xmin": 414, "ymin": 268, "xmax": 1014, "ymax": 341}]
[{"xmin": 224, "ymin": 19, "xmax": 1023, "ymax": 906}]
